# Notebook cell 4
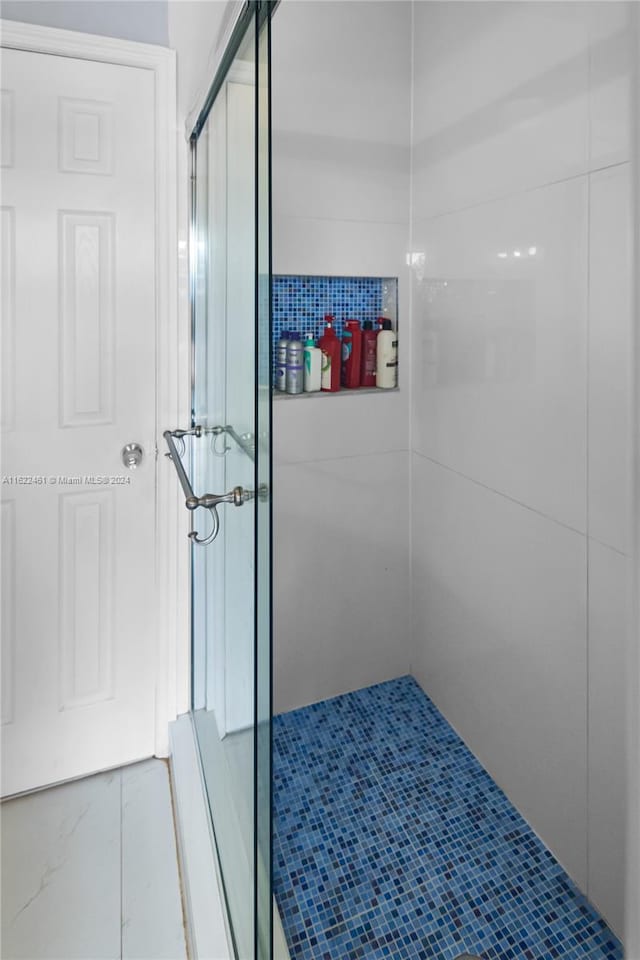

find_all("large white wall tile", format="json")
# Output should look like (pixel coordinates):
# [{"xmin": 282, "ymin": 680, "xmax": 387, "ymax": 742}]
[
  {"xmin": 588, "ymin": 3, "xmax": 633, "ymax": 169},
  {"xmin": 273, "ymin": 136, "xmax": 410, "ymax": 226},
  {"xmin": 588, "ymin": 163, "xmax": 632, "ymax": 555},
  {"xmin": 412, "ymin": 2, "xmax": 590, "ymax": 218},
  {"xmin": 274, "ymin": 390, "xmax": 408, "ymax": 466},
  {"xmin": 274, "ymin": 452, "xmax": 410, "ymax": 715},
  {"xmin": 273, "ymin": 1, "xmax": 410, "ymax": 224},
  {"xmin": 273, "ymin": 3, "xmax": 410, "ymax": 142},
  {"xmin": 411, "ymin": 454, "xmax": 588, "ymax": 887},
  {"xmin": 271, "ymin": 1, "xmax": 411, "ymax": 715},
  {"xmin": 273, "ymin": 216, "xmax": 409, "ymax": 279},
  {"xmin": 588, "ymin": 540, "xmax": 629, "ymax": 938},
  {"xmin": 412, "ymin": 177, "xmax": 588, "ymax": 531}
]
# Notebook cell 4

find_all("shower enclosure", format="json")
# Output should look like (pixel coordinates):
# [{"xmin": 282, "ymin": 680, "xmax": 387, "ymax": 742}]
[{"xmin": 168, "ymin": 4, "xmax": 273, "ymax": 957}]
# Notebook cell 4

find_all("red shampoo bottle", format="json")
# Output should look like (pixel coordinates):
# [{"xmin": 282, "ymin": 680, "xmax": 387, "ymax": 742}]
[
  {"xmin": 360, "ymin": 320, "xmax": 377, "ymax": 387},
  {"xmin": 319, "ymin": 315, "xmax": 341, "ymax": 392},
  {"xmin": 341, "ymin": 319, "xmax": 362, "ymax": 388}
]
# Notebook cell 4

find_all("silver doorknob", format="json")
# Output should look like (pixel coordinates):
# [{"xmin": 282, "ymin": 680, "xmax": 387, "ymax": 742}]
[{"xmin": 121, "ymin": 443, "xmax": 144, "ymax": 469}]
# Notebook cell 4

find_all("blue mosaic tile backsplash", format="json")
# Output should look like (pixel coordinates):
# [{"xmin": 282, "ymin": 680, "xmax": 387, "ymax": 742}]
[{"xmin": 273, "ymin": 677, "xmax": 623, "ymax": 960}]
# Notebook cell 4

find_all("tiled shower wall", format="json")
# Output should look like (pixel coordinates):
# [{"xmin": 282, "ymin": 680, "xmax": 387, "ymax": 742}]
[
  {"xmin": 271, "ymin": 1, "xmax": 412, "ymax": 712},
  {"xmin": 272, "ymin": 0, "xmax": 632, "ymax": 945},
  {"xmin": 409, "ymin": 2, "xmax": 632, "ymax": 938}
]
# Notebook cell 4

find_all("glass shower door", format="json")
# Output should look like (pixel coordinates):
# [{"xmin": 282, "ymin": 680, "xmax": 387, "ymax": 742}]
[{"xmin": 190, "ymin": 5, "xmax": 272, "ymax": 958}]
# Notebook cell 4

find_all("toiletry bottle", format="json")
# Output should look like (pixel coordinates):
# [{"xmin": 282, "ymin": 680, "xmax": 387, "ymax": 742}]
[
  {"xmin": 303, "ymin": 333, "xmax": 322, "ymax": 392},
  {"xmin": 276, "ymin": 330, "xmax": 289, "ymax": 392},
  {"xmin": 376, "ymin": 319, "xmax": 398, "ymax": 389},
  {"xmin": 341, "ymin": 319, "xmax": 362, "ymax": 388},
  {"xmin": 360, "ymin": 320, "xmax": 377, "ymax": 387},
  {"xmin": 318, "ymin": 315, "xmax": 341, "ymax": 392},
  {"xmin": 286, "ymin": 332, "xmax": 304, "ymax": 394}
]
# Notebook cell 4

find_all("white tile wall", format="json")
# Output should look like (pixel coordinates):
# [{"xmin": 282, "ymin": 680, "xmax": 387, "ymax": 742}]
[
  {"xmin": 588, "ymin": 3, "xmax": 633, "ymax": 169},
  {"xmin": 410, "ymin": 0, "xmax": 633, "ymax": 928},
  {"xmin": 274, "ymin": 452, "xmax": 410, "ymax": 715},
  {"xmin": 272, "ymin": 216, "xmax": 409, "ymax": 282},
  {"xmin": 274, "ymin": 390, "xmax": 408, "ymax": 467},
  {"xmin": 588, "ymin": 540, "xmax": 629, "ymax": 938},
  {"xmin": 412, "ymin": 177, "xmax": 588, "ymax": 532},
  {"xmin": 272, "ymin": 1, "xmax": 412, "ymax": 712},
  {"xmin": 273, "ymin": 135, "xmax": 409, "ymax": 226},
  {"xmin": 412, "ymin": 2, "xmax": 590, "ymax": 219},
  {"xmin": 272, "ymin": 0, "xmax": 632, "ymax": 936},
  {"xmin": 588, "ymin": 162, "xmax": 632, "ymax": 556},
  {"xmin": 411, "ymin": 453, "xmax": 588, "ymax": 886}
]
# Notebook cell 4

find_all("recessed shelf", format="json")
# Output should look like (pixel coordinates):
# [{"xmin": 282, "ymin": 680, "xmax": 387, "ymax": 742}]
[
  {"xmin": 272, "ymin": 273, "xmax": 399, "ymax": 395},
  {"xmin": 272, "ymin": 387, "xmax": 400, "ymax": 401}
]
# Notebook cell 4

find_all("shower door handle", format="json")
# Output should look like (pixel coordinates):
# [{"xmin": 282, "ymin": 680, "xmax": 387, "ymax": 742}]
[
  {"xmin": 184, "ymin": 486, "xmax": 254, "ymax": 546},
  {"xmin": 163, "ymin": 429, "xmax": 253, "ymax": 546},
  {"xmin": 185, "ymin": 486, "xmax": 254, "ymax": 511}
]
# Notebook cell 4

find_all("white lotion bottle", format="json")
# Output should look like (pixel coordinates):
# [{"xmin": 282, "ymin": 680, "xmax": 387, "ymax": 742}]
[
  {"xmin": 376, "ymin": 319, "xmax": 398, "ymax": 389},
  {"xmin": 303, "ymin": 332, "xmax": 322, "ymax": 392}
]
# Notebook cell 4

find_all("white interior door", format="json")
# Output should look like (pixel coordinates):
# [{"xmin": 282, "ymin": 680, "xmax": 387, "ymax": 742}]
[{"xmin": 1, "ymin": 47, "xmax": 158, "ymax": 797}]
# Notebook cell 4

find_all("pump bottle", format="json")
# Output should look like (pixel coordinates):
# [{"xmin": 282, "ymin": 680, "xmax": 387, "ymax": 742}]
[
  {"xmin": 303, "ymin": 333, "xmax": 322, "ymax": 392},
  {"xmin": 376, "ymin": 319, "xmax": 398, "ymax": 389}
]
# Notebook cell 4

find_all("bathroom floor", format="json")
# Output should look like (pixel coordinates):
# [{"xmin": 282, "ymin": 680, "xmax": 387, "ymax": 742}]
[
  {"xmin": 273, "ymin": 677, "xmax": 623, "ymax": 960},
  {"xmin": 1, "ymin": 759, "xmax": 187, "ymax": 960}
]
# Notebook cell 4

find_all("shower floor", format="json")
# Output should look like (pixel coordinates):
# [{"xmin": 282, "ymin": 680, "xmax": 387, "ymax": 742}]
[{"xmin": 272, "ymin": 677, "xmax": 622, "ymax": 960}]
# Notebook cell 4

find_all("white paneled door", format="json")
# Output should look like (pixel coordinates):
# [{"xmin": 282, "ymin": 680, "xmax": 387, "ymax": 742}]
[{"xmin": 1, "ymin": 48, "xmax": 157, "ymax": 796}]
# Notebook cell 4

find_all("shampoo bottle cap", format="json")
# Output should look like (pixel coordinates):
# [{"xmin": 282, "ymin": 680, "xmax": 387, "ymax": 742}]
[
  {"xmin": 289, "ymin": 331, "xmax": 300, "ymax": 340},
  {"xmin": 363, "ymin": 320, "xmax": 373, "ymax": 330},
  {"xmin": 304, "ymin": 332, "xmax": 315, "ymax": 346},
  {"xmin": 381, "ymin": 320, "xmax": 392, "ymax": 331}
]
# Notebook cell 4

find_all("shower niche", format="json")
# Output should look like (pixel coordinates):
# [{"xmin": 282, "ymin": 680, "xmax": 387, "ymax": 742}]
[{"xmin": 272, "ymin": 274, "xmax": 399, "ymax": 397}]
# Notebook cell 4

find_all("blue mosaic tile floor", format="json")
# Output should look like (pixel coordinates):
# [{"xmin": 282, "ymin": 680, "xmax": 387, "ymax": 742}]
[{"xmin": 273, "ymin": 677, "xmax": 623, "ymax": 960}]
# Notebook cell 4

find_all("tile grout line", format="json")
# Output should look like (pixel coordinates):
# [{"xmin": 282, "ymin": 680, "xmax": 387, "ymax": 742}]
[
  {"xmin": 413, "ymin": 448, "xmax": 588, "ymax": 539},
  {"xmin": 276, "ymin": 446, "xmax": 410, "ymax": 468},
  {"xmin": 413, "ymin": 158, "xmax": 630, "ymax": 227}
]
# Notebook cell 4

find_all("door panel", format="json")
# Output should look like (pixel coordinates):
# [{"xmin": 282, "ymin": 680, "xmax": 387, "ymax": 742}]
[
  {"xmin": 1, "ymin": 48, "xmax": 157, "ymax": 796},
  {"xmin": 189, "ymin": 6, "xmax": 272, "ymax": 957}
]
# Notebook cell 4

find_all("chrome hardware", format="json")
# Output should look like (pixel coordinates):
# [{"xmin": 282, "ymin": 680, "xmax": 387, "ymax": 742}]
[
  {"xmin": 185, "ymin": 486, "xmax": 254, "ymax": 511},
  {"xmin": 163, "ymin": 430, "xmax": 254, "ymax": 546},
  {"xmin": 121, "ymin": 442, "xmax": 144, "ymax": 469}
]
